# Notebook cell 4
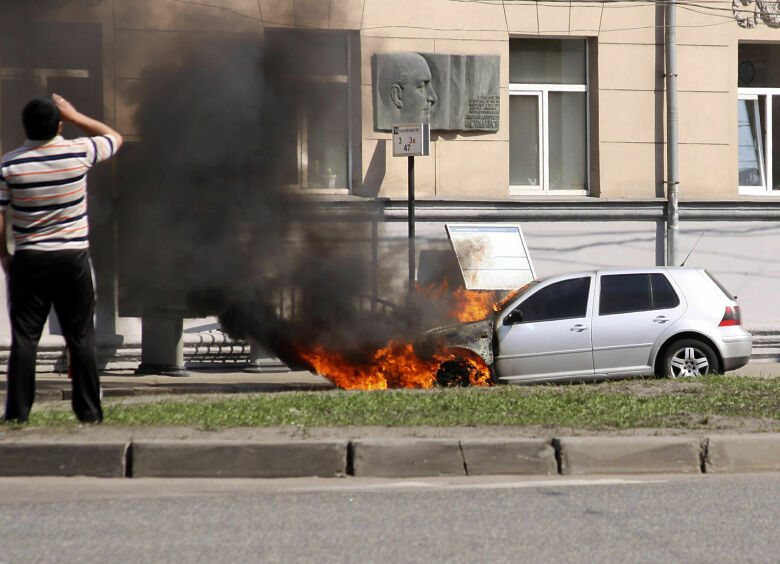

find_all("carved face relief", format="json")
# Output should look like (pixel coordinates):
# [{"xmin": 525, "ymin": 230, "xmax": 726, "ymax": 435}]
[
  {"xmin": 393, "ymin": 54, "xmax": 438, "ymax": 124},
  {"xmin": 374, "ymin": 52, "xmax": 500, "ymax": 131}
]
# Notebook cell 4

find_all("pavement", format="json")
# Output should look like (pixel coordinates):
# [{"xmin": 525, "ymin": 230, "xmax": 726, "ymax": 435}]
[{"xmin": 0, "ymin": 362, "xmax": 778, "ymax": 479}]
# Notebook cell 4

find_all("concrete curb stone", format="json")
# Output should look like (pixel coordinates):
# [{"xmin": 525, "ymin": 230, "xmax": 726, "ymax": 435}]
[
  {"xmin": 557, "ymin": 436, "xmax": 703, "ymax": 475},
  {"xmin": 460, "ymin": 438, "xmax": 557, "ymax": 475},
  {"xmin": 1, "ymin": 435, "xmax": 779, "ymax": 478},
  {"xmin": 706, "ymin": 434, "xmax": 780, "ymax": 473},
  {"xmin": 130, "ymin": 440, "xmax": 348, "ymax": 478},
  {"xmin": 351, "ymin": 439, "xmax": 465, "ymax": 477},
  {"xmin": 0, "ymin": 441, "xmax": 128, "ymax": 477}
]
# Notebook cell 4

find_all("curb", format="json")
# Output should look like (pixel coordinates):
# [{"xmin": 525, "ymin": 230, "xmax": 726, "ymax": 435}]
[
  {"xmin": 706, "ymin": 434, "xmax": 780, "ymax": 473},
  {"xmin": 0, "ymin": 435, "xmax": 778, "ymax": 478},
  {"xmin": 556, "ymin": 436, "xmax": 703, "ymax": 475},
  {"xmin": 131, "ymin": 440, "xmax": 348, "ymax": 478},
  {"xmin": 0, "ymin": 441, "xmax": 128, "ymax": 477}
]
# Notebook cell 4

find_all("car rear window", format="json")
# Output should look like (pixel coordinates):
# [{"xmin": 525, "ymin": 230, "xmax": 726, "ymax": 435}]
[{"xmin": 599, "ymin": 273, "xmax": 680, "ymax": 315}]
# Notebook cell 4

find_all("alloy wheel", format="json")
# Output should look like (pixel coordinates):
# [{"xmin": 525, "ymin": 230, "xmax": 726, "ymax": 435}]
[{"xmin": 669, "ymin": 346, "xmax": 710, "ymax": 378}]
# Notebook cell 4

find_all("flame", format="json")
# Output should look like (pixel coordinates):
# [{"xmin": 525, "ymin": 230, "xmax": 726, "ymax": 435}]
[
  {"xmin": 297, "ymin": 281, "xmax": 520, "ymax": 390},
  {"xmin": 450, "ymin": 286, "xmax": 503, "ymax": 322},
  {"xmin": 298, "ymin": 341, "xmax": 492, "ymax": 390},
  {"xmin": 493, "ymin": 288, "xmax": 521, "ymax": 313},
  {"xmin": 417, "ymin": 279, "xmax": 512, "ymax": 323}
]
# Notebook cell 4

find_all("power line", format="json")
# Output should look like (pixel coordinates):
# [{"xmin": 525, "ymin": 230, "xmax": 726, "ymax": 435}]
[{"xmin": 165, "ymin": 0, "xmax": 770, "ymax": 33}]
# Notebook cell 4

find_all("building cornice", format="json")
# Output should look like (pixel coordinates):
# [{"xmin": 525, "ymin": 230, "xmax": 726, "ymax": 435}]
[{"xmin": 298, "ymin": 197, "xmax": 780, "ymax": 222}]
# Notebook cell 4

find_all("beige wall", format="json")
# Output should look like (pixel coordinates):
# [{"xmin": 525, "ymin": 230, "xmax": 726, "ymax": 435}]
[
  {"xmin": 357, "ymin": 0, "xmax": 757, "ymax": 201},
  {"xmin": 32, "ymin": 0, "xmax": 775, "ymax": 202},
  {"xmin": 358, "ymin": 0, "xmax": 508, "ymax": 199}
]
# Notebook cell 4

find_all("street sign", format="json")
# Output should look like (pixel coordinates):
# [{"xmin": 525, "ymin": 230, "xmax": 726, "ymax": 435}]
[{"xmin": 392, "ymin": 123, "xmax": 430, "ymax": 157}]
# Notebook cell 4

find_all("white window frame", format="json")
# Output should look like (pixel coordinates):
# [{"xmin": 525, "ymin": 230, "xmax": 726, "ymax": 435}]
[
  {"xmin": 738, "ymin": 87, "xmax": 780, "ymax": 195},
  {"xmin": 296, "ymin": 73, "xmax": 351, "ymax": 195},
  {"xmin": 509, "ymin": 83, "xmax": 589, "ymax": 195},
  {"xmin": 270, "ymin": 30, "xmax": 354, "ymax": 196},
  {"xmin": 508, "ymin": 41, "xmax": 590, "ymax": 196}
]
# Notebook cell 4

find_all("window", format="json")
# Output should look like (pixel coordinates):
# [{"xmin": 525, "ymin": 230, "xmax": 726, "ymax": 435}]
[
  {"xmin": 599, "ymin": 273, "xmax": 679, "ymax": 316},
  {"xmin": 738, "ymin": 44, "xmax": 780, "ymax": 194},
  {"xmin": 509, "ymin": 38, "xmax": 589, "ymax": 194},
  {"xmin": 514, "ymin": 277, "xmax": 591, "ymax": 322},
  {"xmin": 651, "ymin": 273, "xmax": 679, "ymax": 309},
  {"xmin": 0, "ymin": 21, "xmax": 102, "ymax": 154},
  {"xmin": 266, "ymin": 30, "xmax": 357, "ymax": 193}
]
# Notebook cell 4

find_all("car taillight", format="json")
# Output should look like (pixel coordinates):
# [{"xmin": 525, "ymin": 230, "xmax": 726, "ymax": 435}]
[{"xmin": 719, "ymin": 306, "xmax": 741, "ymax": 327}]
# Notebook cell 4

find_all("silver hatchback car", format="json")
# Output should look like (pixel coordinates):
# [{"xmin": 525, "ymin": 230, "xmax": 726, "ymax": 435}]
[
  {"xmin": 427, "ymin": 267, "xmax": 753, "ymax": 385},
  {"xmin": 491, "ymin": 268, "xmax": 752, "ymax": 383}
]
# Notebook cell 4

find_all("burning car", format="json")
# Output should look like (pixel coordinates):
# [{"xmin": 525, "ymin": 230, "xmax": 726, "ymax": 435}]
[{"xmin": 423, "ymin": 267, "xmax": 753, "ymax": 385}]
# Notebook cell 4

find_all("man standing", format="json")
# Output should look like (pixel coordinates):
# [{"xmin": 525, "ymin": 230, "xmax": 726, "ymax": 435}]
[{"xmin": 0, "ymin": 94, "xmax": 123, "ymax": 423}]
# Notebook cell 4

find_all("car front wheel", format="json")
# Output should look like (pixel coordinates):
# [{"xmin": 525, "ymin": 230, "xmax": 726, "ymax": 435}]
[{"xmin": 661, "ymin": 339, "xmax": 719, "ymax": 378}]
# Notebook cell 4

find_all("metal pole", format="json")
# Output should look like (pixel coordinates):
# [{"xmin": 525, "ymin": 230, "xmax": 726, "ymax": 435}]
[
  {"xmin": 665, "ymin": 0, "xmax": 680, "ymax": 266},
  {"xmin": 408, "ymin": 155, "xmax": 416, "ymax": 296}
]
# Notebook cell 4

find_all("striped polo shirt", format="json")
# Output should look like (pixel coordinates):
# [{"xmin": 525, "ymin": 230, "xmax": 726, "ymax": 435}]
[{"xmin": 0, "ymin": 134, "xmax": 118, "ymax": 252}]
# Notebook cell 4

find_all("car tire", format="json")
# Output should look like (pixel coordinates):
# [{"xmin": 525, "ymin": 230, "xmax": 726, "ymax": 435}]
[
  {"xmin": 661, "ymin": 339, "xmax": 719, "ymax": 378},
  {"xmin": 435, "ymin": 358, "xmax": 473, "ymax": 387}
]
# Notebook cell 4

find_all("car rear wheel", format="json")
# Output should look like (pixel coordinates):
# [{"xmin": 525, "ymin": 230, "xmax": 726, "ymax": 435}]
[{"xmin": 661, "ymin": 339, "xmax": 719, "ymax": 378}]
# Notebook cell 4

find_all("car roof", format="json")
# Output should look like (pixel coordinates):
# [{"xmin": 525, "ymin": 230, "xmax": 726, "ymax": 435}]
[{"xmin": 534, "ymin": 267, "xmax": 701, "ymax": 283}]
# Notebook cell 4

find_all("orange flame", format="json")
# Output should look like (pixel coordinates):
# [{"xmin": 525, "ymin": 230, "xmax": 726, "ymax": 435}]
[
  {"xmin": 417, "ymin": 279, "xmax": 511, "ymax": 323},
  {"xmin": 297, "ymin": 282, "xmax": 519, "ymax": 390},
  {"xmin": 298, "ymin": 341, "xmax": 492, "ymax": 390}
]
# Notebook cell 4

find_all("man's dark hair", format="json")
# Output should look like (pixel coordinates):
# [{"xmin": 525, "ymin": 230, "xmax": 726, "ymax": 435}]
[{"xmin": 22, "ymin": 97, "xmax": 61, "ymax": 141}]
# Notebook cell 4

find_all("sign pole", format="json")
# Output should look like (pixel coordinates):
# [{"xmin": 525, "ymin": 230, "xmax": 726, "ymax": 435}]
[
  {"xmin": 408, "ymin": 155, "xmax": 415, "ymax": 297},
  {"xmin": 391, "ymin": 123, "xmax": 429, "ymax": 301}
]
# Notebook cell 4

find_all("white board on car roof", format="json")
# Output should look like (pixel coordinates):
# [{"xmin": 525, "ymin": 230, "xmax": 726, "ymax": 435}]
[{"xmin": 445, "ymin": 224, "xmax": 536, "ymax": 290}]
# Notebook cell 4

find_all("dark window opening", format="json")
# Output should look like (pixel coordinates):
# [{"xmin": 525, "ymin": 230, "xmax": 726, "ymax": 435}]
[
  {"xmin": 515, "ymin": 277, "xmax": 591, "ymax": 323},
  {"xmin": 599, "ymin": 273, "xmax": 679, "ymax": 316}
]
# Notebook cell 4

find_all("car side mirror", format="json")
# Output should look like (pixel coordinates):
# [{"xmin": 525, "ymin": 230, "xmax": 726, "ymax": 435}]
[{"xmin": 503, "ymin": 309, "xmax": 523, "ymax": 326}]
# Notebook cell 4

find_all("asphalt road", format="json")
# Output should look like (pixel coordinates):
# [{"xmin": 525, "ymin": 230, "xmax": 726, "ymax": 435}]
[{"xmin": 0, "ymin": 473, "xmax": 777, "ymax": 563}]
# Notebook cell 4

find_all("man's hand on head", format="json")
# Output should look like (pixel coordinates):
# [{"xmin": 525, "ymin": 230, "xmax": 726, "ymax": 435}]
[{"xmin": 52, "ymin": 93, "xmax": 80, "ymax": 123}]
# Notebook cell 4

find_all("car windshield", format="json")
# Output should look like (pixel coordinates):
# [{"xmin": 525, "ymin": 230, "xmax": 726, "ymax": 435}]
[{"xmin": 498, "ymin": 280, "xmax": 540, "ymax": 312}]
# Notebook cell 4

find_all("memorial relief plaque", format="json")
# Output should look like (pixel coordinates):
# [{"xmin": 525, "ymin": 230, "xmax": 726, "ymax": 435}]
[{"xmin": 374, "ymin": 52, "xmax": 500, "ymax": 132}]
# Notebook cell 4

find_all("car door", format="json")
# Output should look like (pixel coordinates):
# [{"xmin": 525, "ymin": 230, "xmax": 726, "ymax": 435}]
[
  {"xmin": 591, "ymin": 272, "xmax": 686, "ymax": 375},
  {"xmin": 495, "ymin": 275, "xmax": 595, "ymax": 382}
]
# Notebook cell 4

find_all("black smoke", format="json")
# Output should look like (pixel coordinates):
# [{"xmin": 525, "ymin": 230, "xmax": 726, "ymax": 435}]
[
  {"xmin": 120, "ymin": 29, "xmax": 440, "ymax": 363},
  {"xmin": 2, "ymin": 1, "xmax": 465, "ymax": 369}
]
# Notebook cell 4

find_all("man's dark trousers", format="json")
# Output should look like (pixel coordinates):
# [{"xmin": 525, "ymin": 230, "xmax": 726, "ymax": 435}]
[{"xmin": 5, "ymin": 249, "xmax": 102, "ymax": 423}]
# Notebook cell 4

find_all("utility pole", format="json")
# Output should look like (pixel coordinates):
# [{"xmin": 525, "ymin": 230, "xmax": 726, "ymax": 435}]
[{"xmin": 665, "ymin": 0, "xmax": 680, "ymax": 266}]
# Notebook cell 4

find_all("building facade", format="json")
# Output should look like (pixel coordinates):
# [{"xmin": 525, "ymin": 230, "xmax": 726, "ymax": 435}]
[{"xmin": 2, "ymin": 0, "xmax": 780, "ymax": 368}]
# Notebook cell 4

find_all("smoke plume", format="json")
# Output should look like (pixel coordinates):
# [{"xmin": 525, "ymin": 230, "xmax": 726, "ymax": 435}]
[{"xmin": 1, "ymin": 1, "xmax": 463, "ymax": 369}]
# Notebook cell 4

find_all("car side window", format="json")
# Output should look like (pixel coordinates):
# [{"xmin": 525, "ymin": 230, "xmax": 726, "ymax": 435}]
[
  {"xmin": 599, "ymin": 273, "xmax": 679, "ymax": 315},
  {"xmin": 599, "ymin": 274, "xmax": 651, "ymax": 315},
  {"xmin": 650, "ymin": 273, "xmax": 680, "ymax": 309},
  {"xmin": 514, "ymin": 277, "xmax": 591, "ymax": 323}
]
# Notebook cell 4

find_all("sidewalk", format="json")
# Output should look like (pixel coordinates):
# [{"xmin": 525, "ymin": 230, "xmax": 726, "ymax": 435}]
[
  {"xmin": 6, "ymin": 360, "xmax": 779, "ymax": 403},
  {"xmin": 0, "ymin": 362, "xmax": 778, "ymax": 479},
  {"xmin": 24, "ymin": 366, "xmax": 335, "ymax": 402}
]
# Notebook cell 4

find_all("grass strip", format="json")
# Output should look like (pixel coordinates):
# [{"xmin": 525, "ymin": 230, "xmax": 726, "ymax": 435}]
[{"xmin": 19, "ymin": 374, "xmax": 780, "ymax": 430}]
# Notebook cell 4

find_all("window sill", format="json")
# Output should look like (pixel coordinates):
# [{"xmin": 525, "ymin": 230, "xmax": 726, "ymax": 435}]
[
  {"xmin": 510, "ymin": 188, "xmax": 590, "ymax": 197},
  {"xmin": 739, "ymin": 187, "xmax": 780, "ymax": 196}
]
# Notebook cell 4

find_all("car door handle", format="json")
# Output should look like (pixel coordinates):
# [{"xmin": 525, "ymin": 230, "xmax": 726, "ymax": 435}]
[
  {"xmin": 570, "ymin": 324, "xmax": 589, "ymax": 332},
  {"xmin": 653, "ymin": 316, "xmax": 670, "ymax": 324}
]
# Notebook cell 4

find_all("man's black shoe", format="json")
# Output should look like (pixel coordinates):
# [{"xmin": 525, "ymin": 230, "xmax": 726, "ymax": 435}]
[
  {"xmin": 1, "ymin": 416, "xmax": 28, "ymax": 424},
  {"xmin": 77, "ymin": 415, "xmax": 102, "ymax": 424}
]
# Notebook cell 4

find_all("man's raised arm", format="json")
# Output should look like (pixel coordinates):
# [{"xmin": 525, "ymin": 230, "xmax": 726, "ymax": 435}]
[{"xmin": 52, "ymin": 93, "xmax": 124, "ymax": 150}]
